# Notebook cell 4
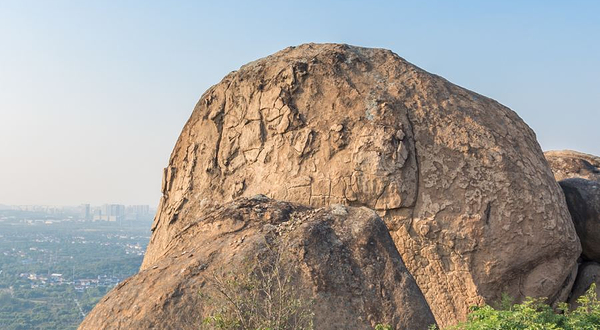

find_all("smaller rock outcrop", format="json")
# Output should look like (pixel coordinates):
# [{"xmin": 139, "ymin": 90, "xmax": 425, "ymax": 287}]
[
  {"xmin": 545, "ymin": 150, "xmax": 600, "ymax": 308},
  {"xmin": 545, "ymin": 150, "xmax": 600, "ymax": 181},
  {"xmin": 545, "ymin": 150, "xmax": 600, "ymax": 263},
  {"xmin": 568, "ymin": 262, "xmax": 600, "ymax": 308},
  {"xmin": 79, "ymin": 197, "xmax": 436, "ymax": 330},
  {"xmin": 559, "ymin": 179, "xmax": 600, "ymax": 261}
]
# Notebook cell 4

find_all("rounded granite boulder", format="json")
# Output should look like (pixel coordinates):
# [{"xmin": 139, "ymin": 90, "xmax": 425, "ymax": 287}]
[{"xmin": 140, "ymin": 44, "xmax": 580, "ymax": 326}]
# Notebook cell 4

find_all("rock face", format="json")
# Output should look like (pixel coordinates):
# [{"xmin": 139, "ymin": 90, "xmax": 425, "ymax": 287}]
[
  {"xmin": 79, "ymin": 197, "xmax": 436, "ymax": 330},
  {"xmin": 559, "ymin": 178, "xmax": 600, "ymax": 261},
  {"xmin": 545, "ymin": 150, "xmax": 600, "ymax": 182},
  {"xmin": 141, "ymin": 44, "xmax": 580, "ymax": 327},
  {"xmin": 568, "ymin": 262, "xmax": 600, "ymax": 309},
  {"xmin": 545, "ymin": 151, "xmax": 600, "ymax": 262}
]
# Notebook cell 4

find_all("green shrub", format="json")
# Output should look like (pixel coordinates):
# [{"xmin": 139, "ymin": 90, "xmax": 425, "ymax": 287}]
[{"xmin": 433, "ymin": 284, "xmax": 600, "ymax": 330}]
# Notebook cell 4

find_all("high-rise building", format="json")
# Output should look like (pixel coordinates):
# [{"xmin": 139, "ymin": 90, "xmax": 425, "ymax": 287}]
[
  {"xmin": 94, "ymin": 204, "xmax": 126, "ymax": 222},
  {"xmin": 80, "ymin": 204, "xmax": 91, "ymax": 221}
]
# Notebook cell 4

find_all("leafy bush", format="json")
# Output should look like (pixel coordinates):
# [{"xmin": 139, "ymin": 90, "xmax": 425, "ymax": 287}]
[{"xmin": 433, "ymin": 284, "xmax": 600, "ymax": 330}]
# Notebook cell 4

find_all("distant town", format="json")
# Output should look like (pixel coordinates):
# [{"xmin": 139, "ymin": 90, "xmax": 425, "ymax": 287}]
[
  {"xmin": 10, "ymin": 238, "xmax": 145, "ymax": 292},
  {"xmin": 19, "ymin": 272, "xmax": 123, "ymax": 293},
  {"xmin": 0, "ymin": 203, "xmax": 156, "ymax": 224},
  {"xmin": 0, "ymin": 205, "xmax": 153, "ymax": 329}
]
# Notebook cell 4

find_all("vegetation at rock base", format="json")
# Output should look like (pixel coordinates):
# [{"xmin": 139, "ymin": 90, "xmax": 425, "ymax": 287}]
[
  {"xmin": 431, "ymin": 284, "xmax": 600, "ymax": 330},
  {"xmin": 203, "ymin": 265, "xmax": 600, "ymax": 330}
]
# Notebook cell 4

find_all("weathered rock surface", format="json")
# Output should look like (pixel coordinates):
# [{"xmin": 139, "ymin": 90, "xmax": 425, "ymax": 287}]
[
  {"xmin": 79, "ymin": 197, "xmax": 436, "ymax": 330},
  {"xmin": 559, "ymin": 178, "xmax": 600, "ymax": 261},
  {"xmin": 545, "ymin": 150, "xmax": 600, "ymax": 182},
  {"xmin": 545, "ymin": 150, "xmax": 600, "ymax": 262},
  {"xmin": 141, "ymin": 43, "xmax": 580, "ymax": 327},
  {"xmin": 568, "ymin": 262, "xmax": 600, "ymax": 309}
]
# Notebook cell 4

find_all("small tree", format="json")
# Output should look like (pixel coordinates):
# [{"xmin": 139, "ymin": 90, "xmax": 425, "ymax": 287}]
[{"xmin": 201, "ymin": 240, "xmax": 314, "ymax": 330}]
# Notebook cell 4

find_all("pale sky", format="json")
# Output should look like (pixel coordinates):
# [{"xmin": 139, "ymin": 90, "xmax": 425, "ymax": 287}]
[{"xmin": 0, "ymin": 1, "xmax": 598, "ymax": 206}]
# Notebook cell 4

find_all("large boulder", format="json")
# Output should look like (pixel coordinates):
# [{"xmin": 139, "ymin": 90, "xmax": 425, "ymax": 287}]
[
  {"xmin": 79, "ymin": 197, "xmax": 436, "ymax": 330},
  {"xmin": 559, "ymin": 178, "xmax": 600, "ymax": 261},
  {"xmin": 545, "ymin": 150, "xmax": 600, "ymax": 182},
  {"xmin": 142, "ymin": 43, "xmax": 580, "ymax": 326}
]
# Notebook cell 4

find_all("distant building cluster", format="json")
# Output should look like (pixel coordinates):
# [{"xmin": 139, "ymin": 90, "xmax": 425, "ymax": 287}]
[
  {"xmin": 16, "ymin": 205, "xmax": 66, "ymax": 214},
  {"xmin": 81, "ymin": 204, "xmax": 151, "ymax": 222},
  {"xmin": 19, "ymin": 272, "xmax": 122, "ymax": 291},
  {"xmin": 0, "ymin": 203, "xmax": 155, "ymax": 224}
]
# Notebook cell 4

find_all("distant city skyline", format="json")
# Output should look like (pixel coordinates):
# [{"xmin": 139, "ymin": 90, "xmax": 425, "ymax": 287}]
[
  {"xmin": 0, "ymin": 203, "xmax": 155, "ymax": 208},
  {"xmin": 1, "ymin": 202, "xmax": 155, "ymax": 223},
  {"xmin": 1, "ymin": 1, "xmax": 598, "ymax": 205}
]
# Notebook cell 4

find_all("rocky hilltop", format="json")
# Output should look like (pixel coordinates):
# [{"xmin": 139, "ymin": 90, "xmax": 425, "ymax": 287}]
[{"xmin": 81, "ymin": 44, "xmax": 584, "ymax": 329}]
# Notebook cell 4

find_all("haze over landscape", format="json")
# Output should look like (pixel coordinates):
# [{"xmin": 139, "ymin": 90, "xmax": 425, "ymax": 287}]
[
  {"xmin": 3, "ymin": 2, "xmax": 600, "ymax": 330},
  {"xmin": 1, "ymin": 1, "xmax": 598, "ymax": 207}
]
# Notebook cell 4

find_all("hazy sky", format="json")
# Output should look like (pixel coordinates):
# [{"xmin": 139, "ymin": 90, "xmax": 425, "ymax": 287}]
[{"xmin": 0, "ymin": 1, "xmax": 598, "ymax": 206}]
